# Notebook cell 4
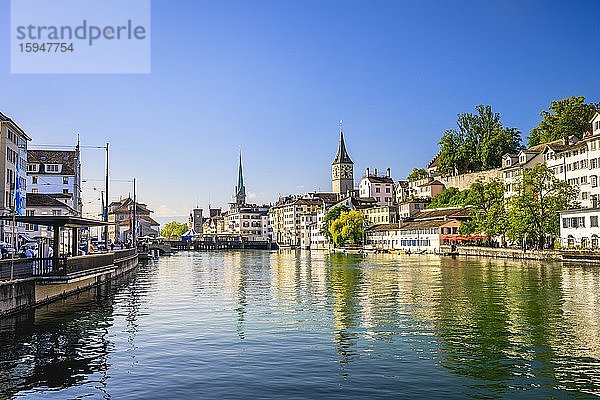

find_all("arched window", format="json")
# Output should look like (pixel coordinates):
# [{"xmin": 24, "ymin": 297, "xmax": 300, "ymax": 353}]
[
  {"xmin": 568, "ymin": 235, "xmax": 575, "ymax": 248},
  {"xmin": 592, "ymin": 235, "xmax": 598, "ymax": 248},
  {"xmin": 582, "ymin": 237, "xmax": 590, "ymax": 248}
]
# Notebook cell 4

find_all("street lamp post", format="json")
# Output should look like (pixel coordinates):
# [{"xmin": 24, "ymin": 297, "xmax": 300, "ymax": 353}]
[{"xmin": 104, "ymin": 143, "xmax": 109, "ymax": 247}]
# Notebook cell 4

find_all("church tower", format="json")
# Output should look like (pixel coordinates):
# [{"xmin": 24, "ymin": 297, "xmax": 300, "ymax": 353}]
[
  {"xmin": 332, "ymin": 127, "xmax": 354, "ymax": 195},
  {"xmin": 235, "ymin": 152, "xmax": 246, "ymax": 206}
]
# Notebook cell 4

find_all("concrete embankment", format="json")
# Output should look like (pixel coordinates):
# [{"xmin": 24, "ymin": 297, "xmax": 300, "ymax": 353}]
[
  {"xmin": 0, "ymin": 249, "xmax": 138, "ymax": 318},
  {"xmin": 441, "ymin": 245, "xmax": 600, "ymax": 263}
]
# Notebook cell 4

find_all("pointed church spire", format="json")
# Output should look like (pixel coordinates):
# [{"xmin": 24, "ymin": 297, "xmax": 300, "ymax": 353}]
[
  {"xmin": 332, "ymin": 124, "xmax": 353, "ymax": 165},
  {"xmin": 235, "ymin": 150, "xmax": 246, "ymax": 205}
]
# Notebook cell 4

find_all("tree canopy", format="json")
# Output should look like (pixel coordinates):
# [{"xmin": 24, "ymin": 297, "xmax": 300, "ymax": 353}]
[
  {"xmin": 505, "ymin": 164, "xmax": 578, "ymax": 249},
  {"xmin": 329, "ymin": 210, "xmax": 365, "ymax": 247},
  {"xmin": 160, "ymin": 221, "xmax": 188, "ymax": 240},
  {"xmin": 321, "ymin": 205, "xmax": 351, "ymax": 242},
  {"xmin": 427, "ymin": 187, "xmax": 470, "ymax": 208},
  {"xmin": 527, "ymin": 96, "xmax": 598, "ymax": 147},
  {"xmin": 459, "ymin": 179, "xmax": 506, "ymax": 237},
  {"xmin": 407, "ymin": 168, "xmax": 429, "ymax": 181},
  {"xmin": 438, "ymin": 105, "xmax": 522, "ymax": 175}
]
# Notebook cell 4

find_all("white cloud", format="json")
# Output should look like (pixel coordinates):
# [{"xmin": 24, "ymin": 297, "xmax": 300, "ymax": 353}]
[{"xmin": 155, "ymin": 204, "xmax": 183, "ymax": 217}]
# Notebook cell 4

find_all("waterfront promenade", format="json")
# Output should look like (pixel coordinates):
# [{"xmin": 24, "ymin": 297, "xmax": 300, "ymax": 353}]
[{"xmin": 1, "ymin": 250, "xmax": 599, "ymax": 399}]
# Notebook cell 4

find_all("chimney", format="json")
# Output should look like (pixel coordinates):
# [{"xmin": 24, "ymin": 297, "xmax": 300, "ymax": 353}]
[
  {"xmin": 386, "ymin": 168, "xmax": 391, "ymax": 178},
  {"xmin": 366, "ymin": 167, "xmax": 370, "ymax": 176},
  {"xmin": 374, "ymin": 168, "xmax": 378, "ymax": 177}
]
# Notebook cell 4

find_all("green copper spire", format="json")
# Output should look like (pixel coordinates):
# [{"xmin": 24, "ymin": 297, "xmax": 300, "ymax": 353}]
[{"xmin": 235, "ymin": 151, "xmax": 246, "ymax": 205}]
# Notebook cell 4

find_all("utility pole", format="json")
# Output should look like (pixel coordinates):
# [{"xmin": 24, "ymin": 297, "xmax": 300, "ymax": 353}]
[
  {"xmin": 104, "ymin": 143, "xmax": 109, "ymax": 248},
  {"xmin": 133, "ymin": 177, "xmax": 137, "ymax": 248}
]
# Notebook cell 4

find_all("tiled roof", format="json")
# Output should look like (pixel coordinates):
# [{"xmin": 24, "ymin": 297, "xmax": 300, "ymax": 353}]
[
  {"xmin": 368, "ymin": 223, "xmax": 399, "ymax": 232},
  {"xmin": 312, "ymin": 192, "xmax": 340, "ymax": 204},
  {"xmin": 417, "ymin": 179, "xmax": 444, "ymax": 187},
  {"xmin": 108, "ymin": 197, "xmax": 152, "ymax": 215},
  {"xmin": 0, "ymin": 112, "xmax": 31, "ymax": 140},
  {"xmin": 368, "ymin": 219, "xmax": 453, "ymax": 232},
  {"xmin": 26, "ymin": 193, "xmax": 73, "ymax": 210},
  {"xmin": 427, "ymin": 152, "xmax": 440, "ymax": 168},
  {"xmin": 28, "ymin": 150, "xmax": 77, "ymax": 175},
  {"xmin": 411, "ymin": 207, "xmax": 471, "ymax": 220},
  {"xmin": 365, "ymin": 175, "xmax": 394, "ymax": 184}
]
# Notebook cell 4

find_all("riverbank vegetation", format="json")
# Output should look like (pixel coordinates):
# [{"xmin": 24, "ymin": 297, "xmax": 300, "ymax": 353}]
[
  {"xmin": 428, "ymin": 165, "xmax": 578, "ymax": 249},
  {"xmin": 322, "ymin": 206, "xmax": 365, "ymax": 247}
]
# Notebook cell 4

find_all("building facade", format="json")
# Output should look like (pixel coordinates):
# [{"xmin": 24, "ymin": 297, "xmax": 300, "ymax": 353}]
[
  {"xmin": 559, "ymin": 208, "xmax": 600, "ymax": 248},
  {"xmin": 269, "ymin": 196, "xmax": 323, "ymax": 247},
  {"xmin": 0, "ymin": 112, "xmax": 30, "ymax": 246},
  {"xmin": 108, "ymin": 197, "xmax": 159, "ymax": 243},
  {"xmin": 188, "ymin": 208, "xmax": 203, "ymax": 234},
  {"xmin": 365, "ymin": 207, "xmax": 468, "ymax": 252},
  {"xmin": 364, "ymin": 205, "xmax": 398, "ymax": 226},
  {"xmin": 359, "ymin": 168, "xmax": 395, "ymax": 206},
  {"xmin": 27, "ymin": 147, "xmax": 82, "ymax": 215}
]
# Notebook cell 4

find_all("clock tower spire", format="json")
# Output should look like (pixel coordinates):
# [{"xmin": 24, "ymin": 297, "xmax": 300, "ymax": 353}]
[{"xmin": 331, "ymin": 122, "xmax": 354, "ymax": 195}]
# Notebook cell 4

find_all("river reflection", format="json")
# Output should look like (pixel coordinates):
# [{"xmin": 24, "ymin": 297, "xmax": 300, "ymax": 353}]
[{"xmin": 1, "ymin": 252, "xmax": 600, "ymax": 399}]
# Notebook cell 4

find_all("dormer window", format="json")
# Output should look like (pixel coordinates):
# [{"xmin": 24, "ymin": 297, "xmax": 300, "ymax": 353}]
[
  {"xmin": 519, "ymin": 154, "xmax": 526, "ymax": 163},
  {"xmin": 27, "ymin": 163, "xmax": 39, "ymax": 173},
  {"xmin": 505, "ymin": 159, "xmax": 511, "ymax": 167},
  {"xmin": 45, "ymin": 164, "xmax": 62, "ymax": 173}
]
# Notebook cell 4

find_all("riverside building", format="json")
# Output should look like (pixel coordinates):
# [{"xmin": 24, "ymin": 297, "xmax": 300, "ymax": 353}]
[{"xmin": 0, "ymin": 112, "xmax": 30, "ymax": 246}]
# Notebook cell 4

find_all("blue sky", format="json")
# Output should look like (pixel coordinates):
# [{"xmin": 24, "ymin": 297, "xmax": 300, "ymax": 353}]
[{"xmin": 1, "ymin": 0, "xmax": 599, "ymax": 220}]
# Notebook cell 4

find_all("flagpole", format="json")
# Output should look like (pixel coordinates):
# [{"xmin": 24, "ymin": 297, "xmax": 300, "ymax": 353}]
[{"xmin": 10, "ymin": 209, "xmax": 15, "ymax": 281}]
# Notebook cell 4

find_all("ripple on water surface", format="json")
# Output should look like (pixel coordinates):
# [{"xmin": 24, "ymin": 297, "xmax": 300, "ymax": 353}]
[{"xmin": 1, "ymin": 251, "xmax": 600, "ymax": 399}]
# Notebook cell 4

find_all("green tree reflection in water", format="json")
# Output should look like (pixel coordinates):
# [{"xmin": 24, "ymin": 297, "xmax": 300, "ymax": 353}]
[
  {"xmin": 433, "ymin": 257, "xmax": 596, "ymax": 398},
  {"xmin": 327, "ymin": 254, "xmax": 364, "ymax": 368}
]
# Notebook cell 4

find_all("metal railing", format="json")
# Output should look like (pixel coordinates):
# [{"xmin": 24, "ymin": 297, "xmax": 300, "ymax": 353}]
[
  {"xmin": 0, "ymin": 249, "xmax": 138, "ymax": 282},
  {"xmin": 65, "ymin": 253, "xmax": 114, "ymax": 275},
  {"xmin": 0, "ymin": 257, "xmax": 67, "ymax": 281},
  {"xmin": 114, "ymin": 248, "xmax": 137, "ymax": 262}
]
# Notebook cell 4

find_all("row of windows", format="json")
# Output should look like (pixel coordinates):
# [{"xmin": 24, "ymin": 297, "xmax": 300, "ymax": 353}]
[
  {"xmin": 562, "ymin": 216, "xmax": 598, "ymax": 228},
  {"xmin": 564, "ymin": 175, "xmax": 598, "ymax": 187},
  {"xmin": 368, "ymin": 215, "xmax": 395, "ymax": 224},
  {"xmin": 368, "ymin": 239, "xmax": 431, "ymax": 247},
  {"xmin": 30, "ymin": 176, "xmax": 70, "ymax": 185},
  {"xmin": 27, "ymin": 164, "xmax": 62, "ymax": 173},
  {"xmin": 372, "ymin": 228, "xmax": 441, "ymax": 236},
  {"xmin": 30, "ymin": 188, "xmax": 70, "ymax": 194},
  {"xmin": 566, "ymin": 235, "xmax": 599, "ymax": 248}
]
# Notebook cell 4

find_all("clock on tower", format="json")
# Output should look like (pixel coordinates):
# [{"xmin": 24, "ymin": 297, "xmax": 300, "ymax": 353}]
[{"xmin": 331, "ymin": 129, "xmax": 354, "ymax": 195}]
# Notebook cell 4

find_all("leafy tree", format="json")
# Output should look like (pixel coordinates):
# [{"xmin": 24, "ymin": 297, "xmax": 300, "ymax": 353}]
[
  {"xmin": 407, "ymin": 167, "xmax": 429, "ymax": 181},
  {"xmin": 160, "ymin": 221, "xmax": 188, "ymax": 240},
  {"xmin": 321, "ymin": 205, "xmax": 351, "ymax": 242},
  {"xmin": 329, "ymin": 210, "xmax": 365, "ymax": 247},
  {"xmin": 438, "ymin": 105, "xmax": 522, "ymax": 175},
  {"xmin": 460, "ymin": 179, "xmax": 506, "ymax": 237},
  {"xmin": 427, "ymin": 187, "xmax": 470, "ymax": 208},
  {"xmin": 528, "ymin": 96, "xmax": 598, "ymax": 147},
  {"xmin": 505, "ymin": 164, "xmax": 578, "ymax": 249}
]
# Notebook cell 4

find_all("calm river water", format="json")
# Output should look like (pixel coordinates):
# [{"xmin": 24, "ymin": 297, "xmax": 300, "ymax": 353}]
[{"xmin": 1, "ymin": 251, "xmax": 600, "ymax": 399}]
